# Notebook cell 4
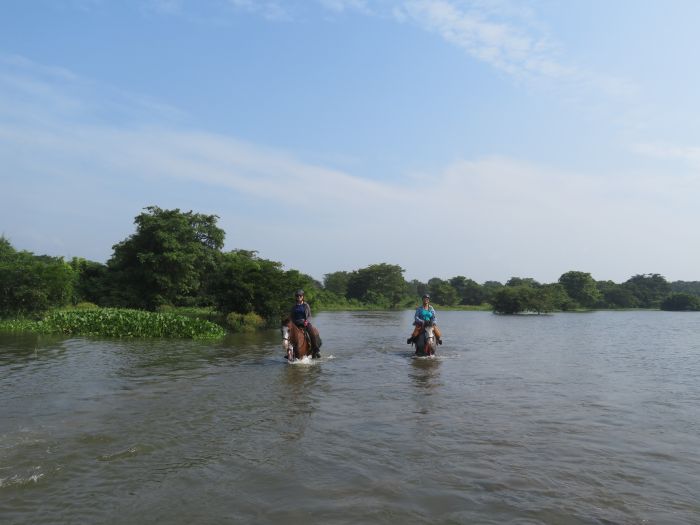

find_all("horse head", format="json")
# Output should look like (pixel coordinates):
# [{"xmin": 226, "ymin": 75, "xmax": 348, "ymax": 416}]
[
  {"xmin": 416, "ymin": 322, "xmax": 436, "ymax": 356},
  {"xmin": 281, "ymin": 318, "xmax": 295, "ymax": 360}
]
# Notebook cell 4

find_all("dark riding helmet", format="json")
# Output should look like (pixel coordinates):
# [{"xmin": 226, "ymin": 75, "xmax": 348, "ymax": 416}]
[
  {"xmin": 295, "ymin": 289, "xmax": 305, "ymax": 297},
  {"xmin": 422, "ymin": 294, "xmax": 430, "ymax": 299}
]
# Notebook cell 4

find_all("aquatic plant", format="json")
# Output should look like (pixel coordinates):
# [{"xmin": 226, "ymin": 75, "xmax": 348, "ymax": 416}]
[{"xmin": 0, "ymin": 308, "xmax": 225, "ymax": 340}]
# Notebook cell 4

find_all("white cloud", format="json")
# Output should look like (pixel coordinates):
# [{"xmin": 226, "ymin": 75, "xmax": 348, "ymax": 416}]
[
  {"xmin": 633, "ymin": 142, "xmax": 700, "ymax": 171},
  {"xmin": 318, "ymin": 0, "xmax": 371, "ymax": 13}
]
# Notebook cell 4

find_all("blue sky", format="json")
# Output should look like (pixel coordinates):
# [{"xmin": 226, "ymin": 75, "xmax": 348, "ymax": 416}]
[{"xmin": 2, "ymin": 0, "xmax": 700, "ymax": 284}]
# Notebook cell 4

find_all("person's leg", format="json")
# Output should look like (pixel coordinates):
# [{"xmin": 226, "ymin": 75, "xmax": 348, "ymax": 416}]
[
  {"xmin": 407, "ymin": 324, "xmax": 421, "ymax": 344},
  {"xmin": 433, "ymin": 324, "xmax": 443, "ymax": 344},
  {"xmin": 307, "ymin": 324, "xmax": 321, "ymax": 357}
]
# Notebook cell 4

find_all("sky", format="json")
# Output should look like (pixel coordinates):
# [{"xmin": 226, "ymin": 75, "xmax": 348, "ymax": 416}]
[{"xmin": 2, "ymin": 0, "xmax": 700, "ymax": 285}]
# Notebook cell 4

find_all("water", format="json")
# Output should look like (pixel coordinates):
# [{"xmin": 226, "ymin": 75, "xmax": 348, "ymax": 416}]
[{"xmin": 2, "ymin": 310, "xmax": 700, "ymax": 524}]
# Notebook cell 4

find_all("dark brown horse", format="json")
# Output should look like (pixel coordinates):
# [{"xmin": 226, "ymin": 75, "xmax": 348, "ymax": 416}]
[{"xmin": 281, "ymin": 317, "xmax": 314, "ymax": 361}]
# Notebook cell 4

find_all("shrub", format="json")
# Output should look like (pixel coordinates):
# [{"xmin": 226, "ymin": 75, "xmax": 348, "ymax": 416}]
[{"xmin": 226, "ymin": 312, "xmax": 266, "ymax": 333}]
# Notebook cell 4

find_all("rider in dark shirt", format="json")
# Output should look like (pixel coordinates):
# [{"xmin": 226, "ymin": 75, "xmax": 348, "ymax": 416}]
[{"xmin": 291, "ymin": 289, "xmax": 321, "ymax": 358}]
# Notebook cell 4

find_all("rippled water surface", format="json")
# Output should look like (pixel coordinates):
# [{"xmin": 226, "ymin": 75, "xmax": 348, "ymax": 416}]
[{"xmin": 2, "ymin": 310, "xmax": 700, "ymax": 524}]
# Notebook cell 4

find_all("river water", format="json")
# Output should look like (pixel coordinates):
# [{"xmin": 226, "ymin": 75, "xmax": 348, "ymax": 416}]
[{"xmin": 2, "ymin": 310, "xmax": 700, "ymax": 524}]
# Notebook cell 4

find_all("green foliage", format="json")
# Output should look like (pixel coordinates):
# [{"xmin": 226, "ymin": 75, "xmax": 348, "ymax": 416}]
[
  {"xmin": 70, "ymin": 257, "xmax": 111, "ymax": 305},
  {"xmin": 491, "ymin": 284, "xmax": 560, "ymax": 314},
  {"xmin": 225, "ymin": 312, "xmax": 266, "ymax": 333},
  {"xmin": 427, "ymin": 278, "xmax": 459, "ymax": 306},
  {"xmin": 670, "ymin": 281, "xmax": 700, "ymax": 297},
  {"xmin": 481, "ymin": 281, "xmax": 504, "ymax": 303},
  {"xmin": 0, "ymin": 240, "xmax": 76, "ymax": 318},
  {"xmin": 346, "ymin": 263, "xmax": 408, "ymax": 307},
  {"xmin": 449, "ymin": 276, "xmax": 486, "ymax": 305},
  {"xmin": 107, "ymin": 206, "xmax": 225, "ymax": 309},
  {"xmin": 323, "ymin": 271, "xmax": 350, "ymax": 296},
  {"xmin": 558, "ymin": 271, "xmax": 601, "ymax": 308},
  {"xmin": 660, "ymin": 293, "xmax": 700, "ymax": 311},
  {"xmin": 491, "ymin": 286, "xmax": 532, "ymax": 314},
  {"xmin": 0, "ymin": 319, "xmax": 42, "ymax": 332},
  {"xmin": 210, "ymin": 250, "xmax": 316, "ymax": 322},
  {"xmin": 38, "ymin": 308, "xmax": 225, "ymax": 339},
  {"xmin": 506, "ymin": 276, "xmax": 541, "ymax": 287},
  {"xmin": 596, "ymin": 281, "xmax": 639, "ymax": 308},
  {"xmin": 624, "ymin": 273, "xmax": 670, "ymax": 308}
]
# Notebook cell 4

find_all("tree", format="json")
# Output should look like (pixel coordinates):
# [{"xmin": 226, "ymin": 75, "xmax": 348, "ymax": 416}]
[
  {"xmin": 107, "ymin": 206, "xmax": 225, "ymax": 309},
  {"xmin": 491, "ymin": 284, "xmax": 560, "ymax": 314},
  {"xmin": 211, "ymin": 250, "xmax": 298, "ymax": 321},
  {"xmin": 491, "ymin": 286, "xmax": 533, "ymax": 314},
  {"xmin": 596, "ymin": 281, "xmax": 639, "ymax": 308},
  {"xmin": 430, "ymin": 280, "xmax": 459, "ymax": 306},
  {"xmin": 70, "ymin": 257, "xmax": 110, "ymax": 305},
  {"xmin": 449, "ymin": 276, "xmax": 486, "ymax": 305},
  {"xmin": 323, "ymin": 271, "xmax": 350, "ymax": 296},
  {"xmin": 660, "ymin": 293, "xmax": 700, "ymax": 311},
  {"xmin": 481, "ymin": 281, "xmax": 504, "ymax": 304},
  {"xmin": 670, "ymin": 281, "xmax": 700, "ymax": 297},
  {"xmin": 506, "ymin": 277, "xmax": 540, "ymax": 288},
  {"xmin": 0, "ymin": 241, "xmax": 75, "ymax": 317},
  {"xmin": 346, "ymin": 263, "xmax": 408, "ymax": 307},
  {"xmin": 625, "ymin": 273, "xmax": 670, "ymax": 308},
  {"xmin": 558, "ymin": 271, "xmax": 601, "ymax": 308}
]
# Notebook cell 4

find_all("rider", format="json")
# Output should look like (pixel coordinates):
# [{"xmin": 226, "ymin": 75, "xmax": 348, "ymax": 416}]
[
  {"xmin": 290, "ymin": 289, "xmax": 321, "ymax": 358},
  {"xmin": 407, "ymin": 293, "xmax": 443, "ymax": 345}
]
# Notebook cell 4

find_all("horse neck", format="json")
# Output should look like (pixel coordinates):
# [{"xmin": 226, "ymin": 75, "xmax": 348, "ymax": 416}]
[{"xmin": 290, "ymin": 323, "xmax": 308, "ymax": 351}]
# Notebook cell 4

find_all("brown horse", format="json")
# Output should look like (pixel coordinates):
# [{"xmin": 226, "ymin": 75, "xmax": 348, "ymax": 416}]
[{"xmin": 281, "ymin": 317, "xmax": 314, "ymax": 361}]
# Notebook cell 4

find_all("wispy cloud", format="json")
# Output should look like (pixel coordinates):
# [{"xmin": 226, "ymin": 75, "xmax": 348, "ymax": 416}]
[
  {"xmin": 3, "ymin": 53, "xmax": 697, "ymax": 281},
  {"xmin": 633, "ymin": 142, "xmax": 700, "ymax": 171},
  {"xmin": 396, "ymin": 0, "xmax": 567, "ymax": 79}
]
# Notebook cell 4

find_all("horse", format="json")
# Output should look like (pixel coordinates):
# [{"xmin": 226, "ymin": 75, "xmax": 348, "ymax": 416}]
[
  {"xmin": 281, "ymin": 317, "xmax": 314, "ymax": 362},
  {"xmin": 414, "ymin": 322, "xmax": 437, "ymax": 357}
]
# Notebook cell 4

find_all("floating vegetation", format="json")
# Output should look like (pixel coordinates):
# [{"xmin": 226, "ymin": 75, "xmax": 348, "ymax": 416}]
[{"xmin": 0, "ymin": 308, "xmax": 226, "ymax": 340}]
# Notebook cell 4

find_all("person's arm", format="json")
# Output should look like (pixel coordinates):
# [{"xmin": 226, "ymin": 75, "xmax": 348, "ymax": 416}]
[
  {"xmin": 304, "ymin": 303, "xmax": 311, "ymax": 322},
  {"xmin": 414, "ymin": 307, "xmax": 423, "ymax": 325},
  {"xmin": 430, "ymin": 306, "xmax": 437, "ymax": 323}
]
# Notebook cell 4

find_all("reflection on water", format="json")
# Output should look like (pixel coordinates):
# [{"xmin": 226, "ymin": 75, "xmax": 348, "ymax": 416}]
[
  {"xmin": 2, "ymin": 310, "xmax": 700, "ymax": 524},
  {"xmin": 409, "ymin": 357, "xmax": 442, "ymax": 393}
]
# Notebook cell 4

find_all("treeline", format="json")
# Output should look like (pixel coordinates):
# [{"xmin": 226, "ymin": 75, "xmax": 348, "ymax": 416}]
[{"xmin": 2, "ymin": 206, "xmax": 700, "ymax": 323}]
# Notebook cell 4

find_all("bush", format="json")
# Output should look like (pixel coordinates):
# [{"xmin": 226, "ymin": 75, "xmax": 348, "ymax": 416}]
[
  {"xmin": 0, "ymin": 250, "xmax": 75, "ymax": 318},
  {"xmin": 226, "ymin": 312, "xmax": 266, "ymax": 333}
]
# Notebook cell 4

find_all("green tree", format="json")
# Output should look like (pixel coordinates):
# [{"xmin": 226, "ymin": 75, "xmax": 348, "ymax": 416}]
[
  {"xmin": 70, "ymin": 257, "xmax": 110, "ymax": 305},
  {"xmin": 481, "ymin": 281, "xmax": 504, "ymax": 304},
  {"xmin": 491, "ymin": 286, "xmax": 533, "ymax": 314},
  {"xmin": 506, "ymin": 277, "xmax": 541, "ymax": 287},
  {"xmin": 427, "ymin": 278, "xmax": 459, "ymax": 306},
  {"xmin": 211, "ymin": 250, "xmax": 317, "ymax": 321},
  {"xmin": 558, "ymin": 271, "xmax": 601, "ymax": 308},
  {"xmin": 323, "ymin": 271, "xmax": 350, "ymax": 297},
  {"xmin": 107, "ymin": 206, "xmax": 225, "ymax": 309},
  {"xmin": 596, "ymin": 281, "xmax": 639, "ymax": 308},
  {"xmin": 449, "ymin": 276, "xmax": 486, "ymax": 305},
  {"xmin": 491, "ymin": 284, "xmax": 560, "ymax": 314},
  {"xmin": 660, "ymin": 293, "xmax": 700, "ymax": 311},
  {"xmin": 0, "ymin": 242, "xmax": 75, "ymax": 317},
  {"xmin": 670, "ymin": 281, "xmax": 700, "ymax": 297},
  {"xmin": 346, "ymin": 263, "xmax": 408, "ymax": 307},
  {"xmin": 625, "ymin": 273, "xmax": 670, "ymax": 308}
]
